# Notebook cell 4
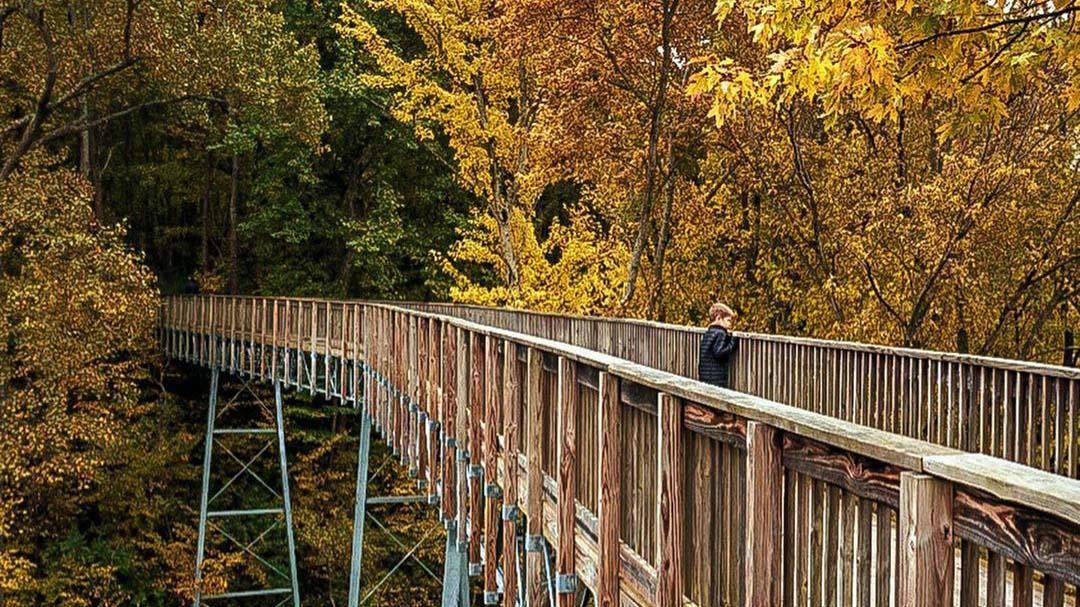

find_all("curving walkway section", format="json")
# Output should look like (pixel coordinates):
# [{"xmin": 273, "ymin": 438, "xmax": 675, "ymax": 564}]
[{"xmin": 162, "ymin": 295, "xmax": 1079, "ymax": 607}]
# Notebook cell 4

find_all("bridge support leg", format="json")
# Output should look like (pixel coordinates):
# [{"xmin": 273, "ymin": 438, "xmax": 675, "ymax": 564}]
[
  {"xmin": 274, "ymin": 381, "xmax": 302, "ymax": 607},
  {"xmin": 192, "ymin": 367, "xmax": 219, "ymax": 607},
  {"xmin": 460, "ymin": 535, "xmax": 471, "ymax": 606},
  {"xmin": 191, "ymin": 371, "xmax": 302, "ymax": 606},
  {"xmin": 441, "ymin": 523, "xmax": 470, "ymax": 607},
  {"xmin": 347, "ymin": 406, "xmax": 373, "ymax": 607}
]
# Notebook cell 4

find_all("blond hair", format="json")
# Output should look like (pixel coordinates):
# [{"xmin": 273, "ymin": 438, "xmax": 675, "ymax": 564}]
[{"xmin": 709, "ymin": 302, "xmax": 736, "ymax": 323}]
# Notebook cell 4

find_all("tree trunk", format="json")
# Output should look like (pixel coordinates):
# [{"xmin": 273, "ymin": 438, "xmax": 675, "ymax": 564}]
[
  {"xmin": 338, "ymin": 159, "xmax": 363, "ymax": 297},
  {"xmin": 1064, "ymin": 328, "xmax": 1077, "ymax": 367},
  {"xmin": 201, "ymin": 151, "xmax": 213, "ymax": 277},
  {"xmin": 619, "ymin": 0, "xmax": 679, "ymax": 310},
  {"xmin": 647, "ymin": 141, "xmax": 677, "ymax": 319},
  {"xmin": 472, "ymin": 71, "xmax": 521, "ymax": 289},
  {"xmin": 228, "ymin": 153, "xmax": 240, "ymax": 295}
]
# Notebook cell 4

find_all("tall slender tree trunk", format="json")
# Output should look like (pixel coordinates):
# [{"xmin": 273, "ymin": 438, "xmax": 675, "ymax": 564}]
[
  {"xmin": 648, "ymin": 138, "xmax": 677, "ymax": 319},
  {"xmin": 472, "ymin": 72, "xmax": 521, "ymax": 288},
  {"xmin": 228, "ymin": 153, "xmax": 240, "ymax": 295},
  {"xmin": 619, "ymin": 0, "xmax": 679, "ymax": 310},
  {"xmin": 201, "ymin": 151, "xmax": 213, "ymax": 277},
  {"xmin": 338, "ymin": 158, "xmax": 363, "ymax": 297}
]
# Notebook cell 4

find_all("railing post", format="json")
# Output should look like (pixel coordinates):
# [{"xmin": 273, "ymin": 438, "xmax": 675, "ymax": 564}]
[
  {"xmin": 746, "ymin": 421, "xmax": 784, "ymax": 607},
  {"xmin": 308, "ymin": 300, "xmax": 316, "ymax": 394},
  {"xmin": 502, "ymin": 340, "xmax": 521, "ymax": 607},
  {"xmin": 556, "ymin": 356, "xmax": 577, "ymax": 606},
  {"xmin": 468, "ymin": 331, "xmax": 484, "ymax": 575},
  {"xmin": 656, "ymin": 392, "xmax": 682, "ymax": 607},
  {"xmin": 323, "ymin": 301, "xmax": 331, "ymax": 395},
  {"xmin": 898, "ymin": 472, "xmax": 954, "ymax": 607},
  {"xmin": 483, "ymin": 335, "xmax": 501, "ymax": 605},
  {"xmin": 260, "ymin": 298, "xmax": 268, "ymax": 380},
  {"xmin": 272, "ymin": 299, "xmax": 279, "ymax": 382},
  {"xmin": 455, "ymin": 327, "xmax": 470, "ymax": 550},
  {"xmin": 429, "ymin": 318, "xmax": 441, "ymax": 501},
  {"xmin": 597, "ymin": 371, "xmax": 621, "ymax": 607},
  {"xmin": 284, "ymin": 300, "xmax": 292, "ymax": 385},
  {"xmin": 408, "ymin": 315, "xmax": 419, "ymax": 476},
  {"xmin": 524, "ymin": 347, "xmax": 546, "ymax": 606},
  {"xmin": 443, "ymin": 325, "xmax": 458, "ymax": 523}
]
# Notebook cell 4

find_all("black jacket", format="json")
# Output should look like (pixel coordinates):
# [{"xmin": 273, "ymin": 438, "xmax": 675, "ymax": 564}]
[{"xmin": 698, "ymin": 326, "xmax": 737, "ymax": 387}]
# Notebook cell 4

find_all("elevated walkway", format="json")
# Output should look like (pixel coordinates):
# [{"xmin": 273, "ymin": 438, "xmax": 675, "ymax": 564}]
[{"xmin": 162, "ymin": 295, "xmax": 1080, "ymax": 607}]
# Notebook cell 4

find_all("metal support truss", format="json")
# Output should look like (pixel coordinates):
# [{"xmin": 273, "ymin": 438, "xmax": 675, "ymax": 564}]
[
  {"xmin": 346, "ymin": 406, "xmax": 372, "ymax": 607},
  {"xmin": 192, "ymin": 368, "xmax": 301, "ymax": 606},
  {"xmin": 440, "ymin": 522, "xmax": 470, "ymax": 607}
]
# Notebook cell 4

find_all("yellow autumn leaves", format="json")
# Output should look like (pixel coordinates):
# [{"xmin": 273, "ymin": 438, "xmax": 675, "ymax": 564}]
[
  {"xmin": 0, "ymin": 153, "xmax": 158, "ymax": 597},
  {"xmin": 344, "ymin": 0, "xmax": 1077, "ymax": 360}
]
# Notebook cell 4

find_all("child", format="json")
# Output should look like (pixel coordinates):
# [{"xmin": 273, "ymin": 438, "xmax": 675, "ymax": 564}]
[{"xmin": 698, "ymin": 302, "xmax": 738, "ymax": 388}]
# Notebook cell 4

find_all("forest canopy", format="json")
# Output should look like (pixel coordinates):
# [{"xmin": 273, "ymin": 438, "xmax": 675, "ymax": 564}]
[{"xmin": 342, "ymin": 0, "xmax": 1079, "ymax": 362}]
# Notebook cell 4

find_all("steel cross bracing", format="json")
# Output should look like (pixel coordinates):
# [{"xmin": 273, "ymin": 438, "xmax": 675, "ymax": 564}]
[
  {"xmin": 180, "ymin": 325, "xmax": 554, "ymax": 607},
  {"xmin": 192, "ymin": 370, "xmax": 300, "ymax": 606}
]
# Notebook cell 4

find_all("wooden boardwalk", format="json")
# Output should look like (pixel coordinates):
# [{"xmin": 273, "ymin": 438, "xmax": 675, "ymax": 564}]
[{"xmin": 162, "ymin": 295, "xmax": 1080, "ymax": 607}]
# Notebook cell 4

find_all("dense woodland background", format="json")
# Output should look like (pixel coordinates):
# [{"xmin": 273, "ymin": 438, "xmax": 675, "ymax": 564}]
[{"xmin": 1, "ymin": 0, "xmax": 1077, "ymax": 603}]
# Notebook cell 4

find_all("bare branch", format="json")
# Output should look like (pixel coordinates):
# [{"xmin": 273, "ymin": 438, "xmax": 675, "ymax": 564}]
[
  {"xmin": 35, "ymin": 95, "xmax": 222, "ymax": 147},
  {"xmin": 862, "ymin": 259, "xmax": 906, "ymax": 328},
  {"xmin": 1, "ymin": 3, "xmax": 58, "ymax": 180},
  {"xmin": 897, "ymin": 3, "xmax": 1076, "ymax": 51}
]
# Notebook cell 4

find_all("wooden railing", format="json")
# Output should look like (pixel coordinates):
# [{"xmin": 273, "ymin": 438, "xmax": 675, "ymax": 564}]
[
  {"xmin": 161, "ymin": 295, "xmax": 1080, "ymax": 607},
  {"xmin": 394, "ymin": 302, "xmax": 1080, "ymax": 479}
]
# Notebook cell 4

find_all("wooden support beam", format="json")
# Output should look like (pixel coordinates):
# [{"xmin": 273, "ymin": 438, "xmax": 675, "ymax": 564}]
[
  {"xmin": 352, "ymin": 303, "xmax": 360, "ymax": 401},
  {"xmin": 418, "ymin": 317, "xmax": 428, "ymax": 484},
  {"xmin": 656, "ymin": 392, "xmax": 683, "ymax": 607},
  {"xmin": 284, "ymin": 300, "xmax": 292, "ymax": 383},
  {"xmin": 468, "ymin": 331, "xmax": 484, "ymax": 573},
  {"xmin": 271, "ymin": 299, "xmax": 279, "ymax": 381},
  {"xmin": 255, "ymin": 298, "xmax": 262, "ymax": 378},
  {"xmin": 525, "ymin": 347, "xmax": 546, "ymax": 606},
  {"xmin": 428, "ymin": 318, "xmax": 440, "ymax": 498},
  {"xmin": 746, "ymin": 421, "xmax": 784, "ymax": 607},
  {"xmin": 502, "ymin": 340, "xmax": 521, "ymax": 607},
  {"xmin": 898, "ymin": 472, "xmax": 954, "ymax": 607},
  {"xmin": 322, "ymin": 300, "xmax": 330, "ymax": 394},
  {"xmin": 557, "ymin": 356, "xmax": 578, "ymax": 607},
  {"xmin": 443, "ymin": 325, "xmax": 458, "ymax": 521},
  {"xmin": 456, "ymin": 327, "xmax": 470, "ymax": 541},
  {"xmin": 597, "ymin": 371, "xmax": 621, "ymax": 607},
  {"xmin": 484, "ymin": 335, "xmax": 501, "ymax": 603}
]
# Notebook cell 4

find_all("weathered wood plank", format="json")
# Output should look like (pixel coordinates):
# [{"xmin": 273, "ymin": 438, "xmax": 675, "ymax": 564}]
[
  {"xmin": 986, "ymin": 551, "xmax": 1006, "ymax": 607},
  {"xmin": 950, "ymin": 484, "xmax": 1080, "ymax": 586},
  {"xmin": 597, "ymin": 371, "xmax": 621, "ymax": 607},
  {"xmin": 898, "ymin": 473, "xmax": 954, "ymax": 607},
  {"xmin": 746, "ymin": 422, "xmax": 783, "ymax": 607},
  {"xmin": 656, "ymin": 392, "xmax": 683, "ymax": 607},
  {"xmin": 484, "ymin": 335, "xmax": 501, "ymax": 603},
  {"xmin": 856, "ymin": 496, "xmax": 873, "ymax": 607},
  {"xmin": 469, "ymin": 331, "xmax": 484, "ymax": 573},
  {"xmin": 502, "ymin": 340, "xmax": 520, "ymax": 607},
  {"xmin": 443, "ymin": 325, "xmax": 458, "ymax": 522},
  {"xmin": 525, "ymin": 347, "xmax": 546, "ymax": 606},
  {"xmin": 557, "ymin": 356, "xmax": 578, "ymax": 607}
]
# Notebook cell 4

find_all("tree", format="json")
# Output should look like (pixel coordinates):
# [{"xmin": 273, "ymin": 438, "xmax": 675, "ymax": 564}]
[
  {"xmin": 685, "ymin": 0, "xmax": 1080, "ymax": 356},
  {"xmin": 0, "ymin": 153, "xmax": 157, "ymax": 601},
  {"xmin": 339, "ymin": 0, "xmax": 551, "ymax": 289}
]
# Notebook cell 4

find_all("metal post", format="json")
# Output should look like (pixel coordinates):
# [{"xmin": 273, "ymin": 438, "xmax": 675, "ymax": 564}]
[
  {"xmin": 274, "ymin": 381, "xmax": 301, "ymax": 606},
  {"xmin": 192, "ymin": 367, "xmax": 219, "ymax": 607},
  {"xmin": 347, "ymin": 408, "xmax": 373, "ymax": 607},
  {"xmin": 441, "ymin": 524, "xmax": 462, "ymax": 607}
]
